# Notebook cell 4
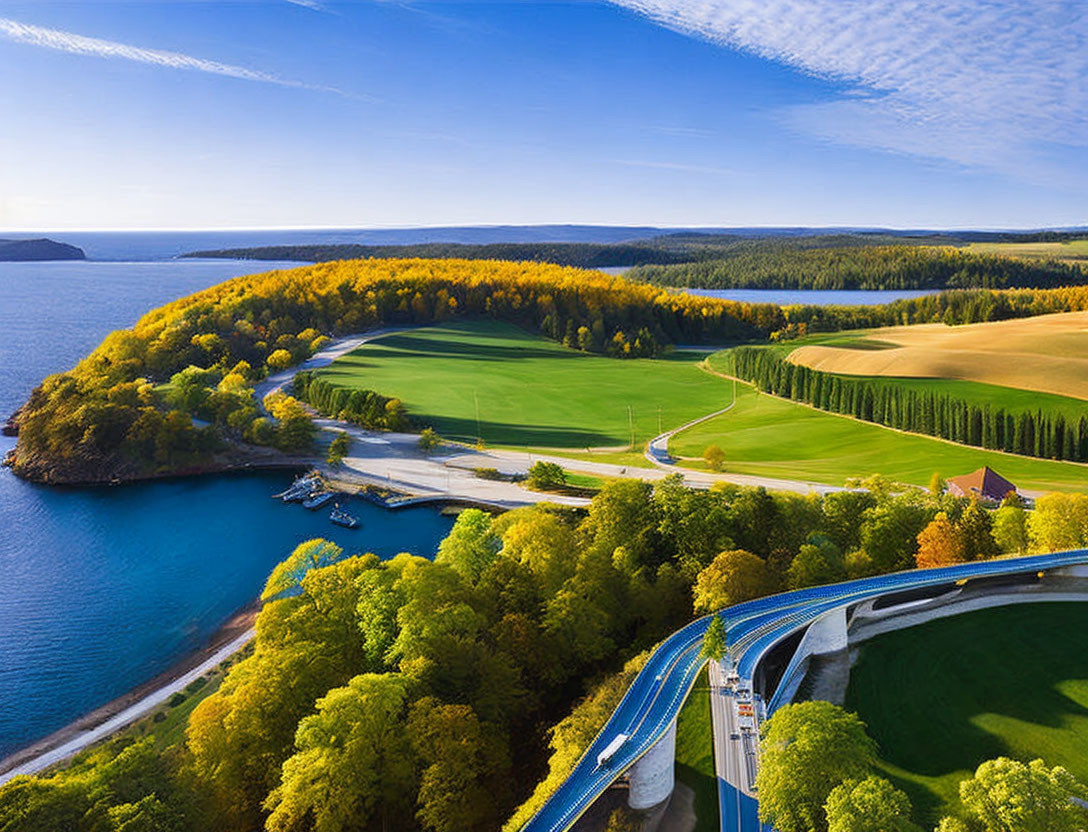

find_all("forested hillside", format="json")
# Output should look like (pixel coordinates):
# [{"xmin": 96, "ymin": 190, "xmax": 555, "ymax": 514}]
[
  {"xmin": 630, "ymin": 245, "xmax": 1088, "ymax": 290},
  {"xmin": 3, "ymin": 259, "xmax": 779, "ymax": 484},
  {"xmin": 4, "ymin": 475, "xmax": 1080, "ymax": 832},
  {"xmin": 183, "ymin": 242, "xmax": 690, "ymax": 269}
]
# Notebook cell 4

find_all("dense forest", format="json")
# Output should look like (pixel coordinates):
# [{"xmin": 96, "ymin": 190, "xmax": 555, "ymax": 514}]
[
  {"xmin": 630, "ymin": 245, "xmax": 1088, "ymax": 291},
  {"xmin": 4, "ymin": 474, "xmax": 1080, "ymax": 832},
  {"xmin": 732, "ymin": 347, "xmax": 1088, "ymax": 462},
  {"xmin": 11, "ymin": 256, "xmax": 1088, "ymax": 485},
  {"xmin": 183, "ymin": 242, "xmax": 692, "ymax": 269}
]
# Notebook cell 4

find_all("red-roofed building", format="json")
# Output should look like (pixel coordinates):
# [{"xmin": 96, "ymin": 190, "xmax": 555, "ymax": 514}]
[{"xmin": 946, "ymin": 467, "xmax": 1018, "ymax": 505}]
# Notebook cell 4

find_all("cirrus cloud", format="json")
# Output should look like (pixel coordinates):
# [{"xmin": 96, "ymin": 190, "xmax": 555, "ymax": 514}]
[
  {"xmin": 0, "ymin": 16, "xmax": 346, "ymax": 96},
  {"xmin": 610, "ymin": 0, "xmax": 1088, "ymax": 177}
]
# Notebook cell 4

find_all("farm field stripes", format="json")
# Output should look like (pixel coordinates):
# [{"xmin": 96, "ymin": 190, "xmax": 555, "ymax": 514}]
[
  {"xmin": 669, "ymin": 380, "xmax": 1088, "ymax": 493},
  {"xmin": 783, "ymin": 311, "xmax": 1088, "ymax": 402},
  {"xmin": 311, "ymin": 320, "xmax": 736, "ymax": 449}
]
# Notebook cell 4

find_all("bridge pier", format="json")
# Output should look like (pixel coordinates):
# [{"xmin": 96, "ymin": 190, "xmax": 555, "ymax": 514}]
[
  {"xmin": 627, "ymin": 719, "xmax": 677, "ymax": 810},
  {"xmin": 769, "ymin": 605, "xmax": 848, "ymax": 711}
]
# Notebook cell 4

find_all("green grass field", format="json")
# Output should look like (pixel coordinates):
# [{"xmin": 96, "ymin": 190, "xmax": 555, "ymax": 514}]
[
  {"xmin": 670, "ymin": 375, "xmax": 1088, "ymax": 492},
  {"xmin": 313, "ymin": 320, "xmax": 735, "ymax": 448},
  {"xmin": 845, "ymin": 603, "xmax": 1088, "ymax": 826},
  {"xmin": 674, "ymin": 667, "xmax": 719, "ymax": 832}
]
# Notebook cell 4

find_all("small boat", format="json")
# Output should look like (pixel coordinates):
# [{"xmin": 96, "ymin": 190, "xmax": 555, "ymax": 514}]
[
  {"xmin": 330, "ymin": 506, "xmax": 359, "ymax": 529},
  {"xmin": 274, "ymin": 475, "xmax": 320, "ymax": 502},
  {"xmin": 303, "ymin": 491, "xmax": 334, "ymax": 510}
]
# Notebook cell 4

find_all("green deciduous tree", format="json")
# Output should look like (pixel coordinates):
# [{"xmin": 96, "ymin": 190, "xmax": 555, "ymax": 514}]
[
  {"xmin": 701, "ymin": 614, "xmax": 728, "ymax": 662},
  {"xmin": 435, "ymin": 509, "xmax": 499, "ymax": 584},
  {"xmin": 526, "ymin": 461, "xmax": 566, "ymax": 491},
  {"xmin": 787, "ymin": 536, "xmax": 846, "ymax": 590},
  {"xmin": 264, "ymin": 674, "xmax": 415, "ymax": 832},
  {"xmin": 406, "ymin": 698, "xmax": 510, "ymax": 832},
  {"xmin": 824, "ymin": 776, "xmax": 922, "ymax": 832},
  {"xmin": 326, "ymin": 430, "xmax": 350, "ymax": 465},
  {"xmin": 756, "ymin": 702, "xmax": 877, "ymax": 832},
  {"xmin": 262, "ymin": 539, "xmax": 344, "ymax": 601},
  {"xmin": 1028, "ymin": 493, "xmax": 1088, "ymax": 552},
  {"xmin": 992, "ymin": 502, "xmax": 1030, "ymax": 556},
  {"xmin": 703, "ymin": 444, "xmax": 726, "ymax": 471},
  {"xmin": 692, "ymin": 549, "xmax": 771, "ymax": 612},
  {"xmin": 958, "ymin": 757, "xmax": 1088, "ymax": 832},
  {"xmin": 418, "ymin": 427, "xmax": 440, "ymax": 452}
]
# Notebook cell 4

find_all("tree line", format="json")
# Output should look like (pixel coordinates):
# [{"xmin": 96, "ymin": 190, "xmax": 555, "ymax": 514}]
[
  {"xmin": 630, "ymin": 245, "xmax": 1087, "ymax": 291},
  {"xmin": 731, "ymin": 347, "xmax": 1088, "ymax": 462},
  {"xmin": 183, "ymin": 242, "xmax": 692, "ymax": 269},
  {"xmin": 292, "ymin": 371, "xmax": 409, "ymax": 431}
]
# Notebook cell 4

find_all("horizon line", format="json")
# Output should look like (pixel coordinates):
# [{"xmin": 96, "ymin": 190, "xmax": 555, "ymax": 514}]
[{"xmin": 2, "ymin": 222, "xmax": 1086, "ymax": 234}]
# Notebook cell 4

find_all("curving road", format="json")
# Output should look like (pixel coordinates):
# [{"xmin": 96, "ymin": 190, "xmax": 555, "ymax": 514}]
[{"xmin": 518, "ymin": 548, "xmax": 1088, "ymax": 832}]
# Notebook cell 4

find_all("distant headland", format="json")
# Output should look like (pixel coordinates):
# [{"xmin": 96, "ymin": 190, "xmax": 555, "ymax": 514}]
[{"xmin": 0, "ymin": 238, "xmax": 85, "ymax": 261}]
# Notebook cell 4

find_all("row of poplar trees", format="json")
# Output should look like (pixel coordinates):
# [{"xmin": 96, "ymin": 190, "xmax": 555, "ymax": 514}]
[{"xmin": 733, "ymin": 347, "xmax": 1088, "ymax": 462}]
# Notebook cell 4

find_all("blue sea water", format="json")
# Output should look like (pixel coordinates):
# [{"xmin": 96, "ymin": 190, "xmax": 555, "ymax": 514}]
[{"xmin": 0, "ymin": 258, "xmax": 453, "ymax": 760}]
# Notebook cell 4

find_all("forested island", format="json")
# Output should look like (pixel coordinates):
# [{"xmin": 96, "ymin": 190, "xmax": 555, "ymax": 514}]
[
  {"xmin": 183, "ymin": 241, "xmax": 691, "ymax": 269},
  {"xmin": 10, "ymin": 257, "xmax": 1088, "ymax": 485},
  {"xmin": 629, "ymin": 244, "xmax": 1088, "ymax": 290},
  {"xmin": 184, "ymin": 235, "xmax": 1088, "ymax": 292},
  {"xmin": 0, "ymin": 238, "xmax": 85, "ymax": 261}
]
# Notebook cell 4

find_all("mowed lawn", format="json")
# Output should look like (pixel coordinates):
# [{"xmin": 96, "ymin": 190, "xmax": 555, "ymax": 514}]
[
  {"xmin": 674, "ymin": 667, "xmax": 719, "ymax": 832},
  {"xmin": 670, "ymin": 376, "xmax": 1088, "ymax": 492},
  {"xmin": 313, "ymin": 320, "xmax": 735, "ymax": 448},
  {"xmin": 845, "ymin": 603, "xmax": 1088, "ymax": 826}
]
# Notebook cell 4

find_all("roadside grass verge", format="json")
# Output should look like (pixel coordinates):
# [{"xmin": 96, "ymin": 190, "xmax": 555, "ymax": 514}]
[
  {"xmin": 671, "ymin": 374, "xmax": 1088, "ymax": 493},
  {"xmin": 846, "ymin": 603, "xmax": 1088, "ymax": 827},
  {"xmin": 675, "ymin": 666, "xmax": 719, "ymax": 832}
]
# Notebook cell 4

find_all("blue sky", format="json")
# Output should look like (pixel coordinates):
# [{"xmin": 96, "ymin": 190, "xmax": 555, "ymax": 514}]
[{"xmin": 1, "ymin": 0, "xmax": 1085, "ymax": 230}]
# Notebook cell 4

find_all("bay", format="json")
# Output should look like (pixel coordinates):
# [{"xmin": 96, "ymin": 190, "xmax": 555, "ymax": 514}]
[{"xmin": 0, "ymin": 259, "xmax": 453, "ymax": 759}]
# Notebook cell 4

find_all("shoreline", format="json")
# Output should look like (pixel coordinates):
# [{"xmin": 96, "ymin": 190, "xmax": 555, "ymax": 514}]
[{"xmin": 0, "ymin": 600, "xmax": 261, "ymax": 785}]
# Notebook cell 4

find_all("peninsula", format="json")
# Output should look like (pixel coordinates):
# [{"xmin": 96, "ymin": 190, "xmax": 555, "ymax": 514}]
[{"xmin": 0, "ymin": 237, "xmax": 85, "ymax": 261}]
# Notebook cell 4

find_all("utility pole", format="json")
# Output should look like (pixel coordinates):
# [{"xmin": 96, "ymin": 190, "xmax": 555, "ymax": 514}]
[{"xmin": 474, "ymin": 390, "xmax": 482, "ymax": 445}]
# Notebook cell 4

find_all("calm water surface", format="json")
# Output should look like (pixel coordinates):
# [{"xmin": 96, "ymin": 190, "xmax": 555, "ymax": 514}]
[{"xmin": 0, "ymin": 259, "xmax": 453, "ymax": 759}]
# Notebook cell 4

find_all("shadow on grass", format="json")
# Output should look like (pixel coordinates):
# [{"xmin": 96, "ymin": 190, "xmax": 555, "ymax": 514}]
[
  {"xmin": 411, "ymin": 415, "xmax": 618, "ymax": 448},
  {"xmin": 847, "ymin": 603, "xmax": 1088, "ymax": 825}
]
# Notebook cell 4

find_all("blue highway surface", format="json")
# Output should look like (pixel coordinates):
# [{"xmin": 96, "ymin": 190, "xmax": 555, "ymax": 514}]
[{"xmin": 519, "ymin": 548, "xmax": 1088, "ymax": 832}]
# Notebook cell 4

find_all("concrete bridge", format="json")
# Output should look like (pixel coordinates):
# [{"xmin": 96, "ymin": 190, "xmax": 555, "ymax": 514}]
[{"xmin": 519, "ymin": 551, "xmax": 1088, "ymax": 832}]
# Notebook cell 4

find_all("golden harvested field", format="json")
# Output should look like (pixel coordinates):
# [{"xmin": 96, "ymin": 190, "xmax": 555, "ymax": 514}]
[
  {"xmin": 786, "ymin": 310, "xmax": 1088, "ymax": 402},
  {"xmin": 962, "ymin": 239, "xmax": 1088, "ymax": 263}
]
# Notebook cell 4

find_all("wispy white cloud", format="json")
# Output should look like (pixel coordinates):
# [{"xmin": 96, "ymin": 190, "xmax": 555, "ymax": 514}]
[
  {"xmin": 284, "ymin": 0, "xmax": 332, "ymax": 12},
  {"xmin": 609, "ymin": 1, "xmax": 1088, "ymax": 177},
  {"xmin": 0, "ymin": 16, "xmax": 346, "ymax": 96}
]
